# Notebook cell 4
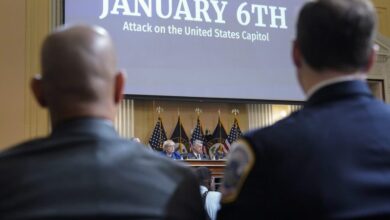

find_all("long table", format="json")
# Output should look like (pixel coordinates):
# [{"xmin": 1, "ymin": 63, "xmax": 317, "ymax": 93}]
[{"xmin": 185, "ymin": 159, "xmax": 226, "ymax": 177}]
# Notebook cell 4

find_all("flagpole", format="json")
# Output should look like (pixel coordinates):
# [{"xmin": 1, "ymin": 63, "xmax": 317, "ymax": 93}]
[
  {"xmin": 232, "ymin": 108, "xmax": 240, "ymax": 124},
  {"xmin": 218, "ymin": 110, "xmax": 222, "ymax": 152},
  {"xmin": 194, "ymin": 108, "xmax": 205, "ymax": 155},
  {"xmin": 178, "ymin": 109, "xmax": 183, "ymax": 154},
  {"xmin": 157, "ymin": 106, "xmax": 164, "ymax": 150}
]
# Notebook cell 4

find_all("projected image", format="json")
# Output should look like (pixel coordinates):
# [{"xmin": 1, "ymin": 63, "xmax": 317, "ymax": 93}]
[{"xmin": 65, "ymin": 0, "xmax": 306, "ymax": 101}]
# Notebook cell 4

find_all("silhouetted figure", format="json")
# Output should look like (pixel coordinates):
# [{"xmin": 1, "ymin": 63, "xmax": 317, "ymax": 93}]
[{"xmin": 0, "ymin": 25, "xmax": 205, "ymax": 220}]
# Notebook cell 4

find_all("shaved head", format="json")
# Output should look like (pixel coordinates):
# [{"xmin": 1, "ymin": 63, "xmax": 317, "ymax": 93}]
[{"xmin": 33, "ymin": 25, "xmax": 125, "ymax": 126}]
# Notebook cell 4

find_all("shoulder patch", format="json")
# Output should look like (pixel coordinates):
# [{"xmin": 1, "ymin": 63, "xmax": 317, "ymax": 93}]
[{"xmin": 221, "ymin": 139, "xmax": 255, "ymax": 203}]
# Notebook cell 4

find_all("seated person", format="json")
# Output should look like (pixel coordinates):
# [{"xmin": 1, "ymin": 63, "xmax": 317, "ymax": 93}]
[
  {"xmin": 187, "ymin": 140, "xmax": 210, "ymax": 160},
  {"xmin": 160, "ymin": 140, "xmax": 182, "ymax": 160}
]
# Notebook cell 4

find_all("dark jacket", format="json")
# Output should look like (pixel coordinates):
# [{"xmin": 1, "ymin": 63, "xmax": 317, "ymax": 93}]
[
  {"xmin": 160, "ymin": 151, "xmax": 183, "ymax": 160},
  {"xmin": 187, "ymin": 152, "xmax": 210, "ymax": 160},
  {"xmin": 218, "ymin": 81, "xmax": 390, "ymax": 219},
  {"xmin": 0, "ymin": 118, "xmax": 205, "ymax": 220}
]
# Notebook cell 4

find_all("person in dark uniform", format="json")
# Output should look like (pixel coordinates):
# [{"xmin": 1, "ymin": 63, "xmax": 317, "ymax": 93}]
[
  {"xmin": 187, "ymin": 140, "xmax": 210, "ymax": 160},
  {"xmin": 218, "ymin": 0, "xmax": 390, "ymax": 219},
  {"xmin": 0, "ymin": 25, "xmax": 205, "ymax": 220}
]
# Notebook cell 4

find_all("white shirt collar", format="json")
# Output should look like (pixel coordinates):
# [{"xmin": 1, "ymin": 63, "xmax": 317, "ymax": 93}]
[
  {"xmin": 306, "ymin": 73, "xmax": 367, "ymax": 100},
  {"xmin": 200, "ymin": 185, "xmax": 208, "ymax": 194}
]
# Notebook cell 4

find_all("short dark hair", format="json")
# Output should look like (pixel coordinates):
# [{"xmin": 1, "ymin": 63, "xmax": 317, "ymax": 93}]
[
  {"xmin": 195, "ymin": 167, "xmax": 212, "ymax": 186},
  {"xmin": 297, "ymin": 0, "xmax": 377, "ymax": 72}
]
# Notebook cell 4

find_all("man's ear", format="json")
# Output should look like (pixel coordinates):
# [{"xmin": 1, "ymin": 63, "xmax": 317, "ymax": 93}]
[
  {"xmin": 292, "ymin": 40, "xmax": 302, "ymax": 69},
  {"xmin": 364, "ymin": 45, "xmax": 377, "ymax": 72},
  {"xmin": 31, "ymin": 75, "xmax": 47, "ymax": 107},
  {"xmin": 114, "ymin": 70, "xmax": 126, "ymax": 104}
]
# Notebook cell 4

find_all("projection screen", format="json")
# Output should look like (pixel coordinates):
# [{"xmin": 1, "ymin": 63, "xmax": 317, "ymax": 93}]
[{"xmin": 65, "ymin": 0, "xmax": 306, "ymax": 101}]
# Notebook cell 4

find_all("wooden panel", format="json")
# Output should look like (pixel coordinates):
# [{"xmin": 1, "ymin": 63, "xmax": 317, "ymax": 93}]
[
  {"xmin": 24, "ymin": 0, "xmax": 54, "ymax": 140},
  {"xmin": 0, "ymin": 0, "xmax": 27, "ymax": 149},
  {"xmin": 247, "ymin": 103, "xmax": 303, "ymax": 129},
  {"xmin": 114, "ymin": 99, "xmax": 135, "ymax": 138},
  {"xmin": 372, "ymin": 0, "xmax": 390, "ymax": 37},
  {"xmin": 0, "ymin": 0, "xmax": 63, "ymax": 149},
  {"xmin": 247, "ymin": 104, "xmax": 274, "ymax": 129},
  {"xmin": 185, "ymin": 160, "xmax": 226, "ymax": 177},
  {"xmin": 23, "ymin": 0, "xmax": 63, "ymax": 141}
]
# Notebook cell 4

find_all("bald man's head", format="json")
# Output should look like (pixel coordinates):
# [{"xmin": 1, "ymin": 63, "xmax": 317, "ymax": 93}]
[{"xmin": 32, "ymin": 25, "xmax": 125, "ymax": 126}]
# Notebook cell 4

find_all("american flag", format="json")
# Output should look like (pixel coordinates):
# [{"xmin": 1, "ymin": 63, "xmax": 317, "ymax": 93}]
[
  {"xmin": 190, "ymin": 117, "xmax": 206, "ymax": 154},
  {"xmin": 225, "ymin": 117, "xmax": 243, "ymax": 151},
  {"xmin": 148, "ymin": 117, "xmax": 167, "ymax": 151}
]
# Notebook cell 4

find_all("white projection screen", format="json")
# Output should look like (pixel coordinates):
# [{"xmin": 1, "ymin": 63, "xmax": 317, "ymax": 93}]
[{"xmin": 64, "ymin": 0, "xmax": 306, "ymax": 101}]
